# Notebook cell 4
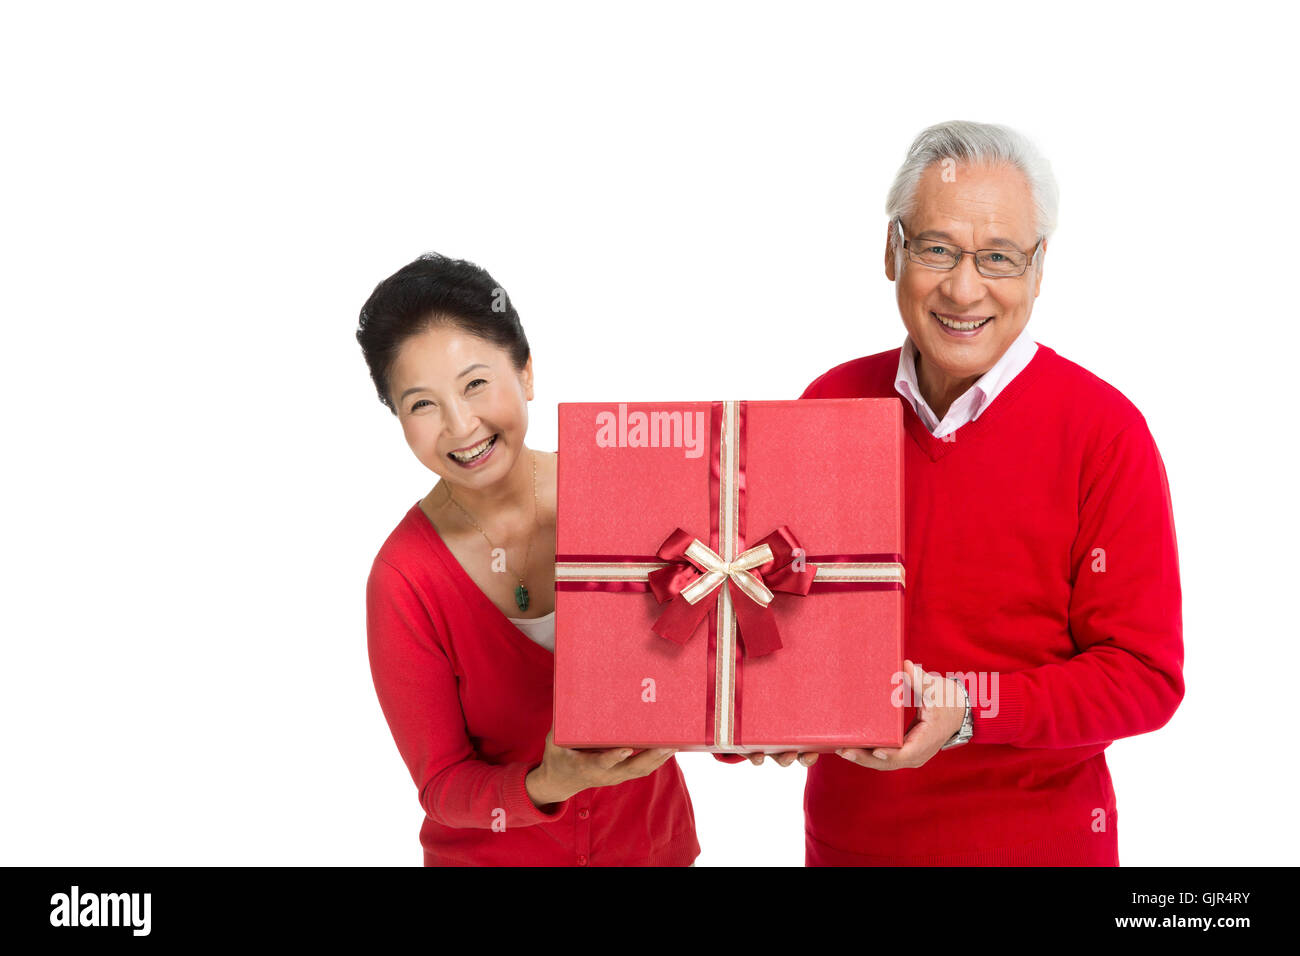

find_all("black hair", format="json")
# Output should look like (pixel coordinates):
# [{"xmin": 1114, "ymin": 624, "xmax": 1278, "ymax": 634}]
[{"xmin": 355, "ymin": 252, "xmax": 530, "ymax": 415}]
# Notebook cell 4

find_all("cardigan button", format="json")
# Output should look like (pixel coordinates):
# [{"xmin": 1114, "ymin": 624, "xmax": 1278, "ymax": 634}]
[
  {"xmin": 577, "ymin": 808, "xmax": 590, "ymax": 820},
  {"xmin": 577, "ymin": 854, "xmax": 588, "ymax": 866}
]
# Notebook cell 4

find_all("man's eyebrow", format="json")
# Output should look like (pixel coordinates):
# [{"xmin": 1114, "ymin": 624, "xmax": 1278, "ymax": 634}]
[
  {"xmin": 398, "ymin": 364, "xmax": 491, "ymax": 402},
  {"xmin": 914, "ymin": 230, "xmax": 1025, "ymax": 250}
]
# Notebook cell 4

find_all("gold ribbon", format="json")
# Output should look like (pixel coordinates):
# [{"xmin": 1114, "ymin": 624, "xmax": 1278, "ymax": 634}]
[{"xmin": 678, "ymin": 539, "xmax": 775, "ymax": 608}]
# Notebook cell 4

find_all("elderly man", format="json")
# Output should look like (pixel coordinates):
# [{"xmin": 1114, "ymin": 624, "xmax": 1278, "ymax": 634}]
[{"xmin": 786, "ymin": 120, "xmax": 1184, "ymax": 865}]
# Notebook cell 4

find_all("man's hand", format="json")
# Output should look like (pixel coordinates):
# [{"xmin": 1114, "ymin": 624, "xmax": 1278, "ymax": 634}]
[
  {"xmin": 747, "ymin": 751, "xmax": 819, "ymax": 767},
  {"xmin": 836, "ymin": 660, "xmax": 967, "ymax": 771}
]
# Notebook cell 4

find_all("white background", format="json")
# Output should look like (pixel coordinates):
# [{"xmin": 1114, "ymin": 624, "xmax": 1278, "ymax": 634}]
[{"xmin": 2, "ymin": 1, "xmax": 1296, "ymax": 866}]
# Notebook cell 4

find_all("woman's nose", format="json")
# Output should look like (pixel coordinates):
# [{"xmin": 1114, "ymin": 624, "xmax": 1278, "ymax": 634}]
[{"xmin": 442, "ymin": 398, "xmax": 479, "ymax": 439}]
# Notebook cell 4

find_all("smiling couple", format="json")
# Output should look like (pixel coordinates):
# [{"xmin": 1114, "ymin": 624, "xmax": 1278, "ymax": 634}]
[{"xmin": 359, "ymin": 120, "xmax": 1184, "ymax": 867}]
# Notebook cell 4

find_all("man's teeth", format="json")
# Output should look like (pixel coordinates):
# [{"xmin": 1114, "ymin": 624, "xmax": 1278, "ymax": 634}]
[
  {"xmin": 936, "ymin": 313, "xmax": 991, "ymax": 331},
  {"xmin": 450, "ymin": 435, "xmax": 496, "ymax": 462}
]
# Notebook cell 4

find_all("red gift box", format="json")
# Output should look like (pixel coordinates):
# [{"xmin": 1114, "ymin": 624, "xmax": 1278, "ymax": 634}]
[{"xmin": 553, "ymin": 399, "xmax": 904, "ymax": 753}]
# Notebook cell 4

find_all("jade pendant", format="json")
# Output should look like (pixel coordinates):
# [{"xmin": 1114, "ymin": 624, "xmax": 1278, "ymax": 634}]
[{"xmin": 514, "ymin": 583, "xmax": 530, "ymax": 612}]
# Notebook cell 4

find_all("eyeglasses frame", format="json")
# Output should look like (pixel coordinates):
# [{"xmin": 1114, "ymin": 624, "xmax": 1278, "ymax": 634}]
[{"xmin": 894, "ymin": 219, "xmax": 1043, "ymax": 278}]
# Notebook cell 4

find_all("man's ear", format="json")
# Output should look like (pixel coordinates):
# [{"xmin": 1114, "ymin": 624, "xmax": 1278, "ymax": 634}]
[
  {"xmin": 1032, "ymin": 240, "xmax": 1047, "ymax": 298},
  {"xmin": 521, "ymin": 354, "xmax": 534, "ymax": 401},
  {"xmin": 885, "ymin": 220, "xmax": 898, "ymax": 282}
]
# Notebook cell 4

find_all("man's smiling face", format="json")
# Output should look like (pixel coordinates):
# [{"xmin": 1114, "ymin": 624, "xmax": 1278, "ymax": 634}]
[{"xmin": 887, "ymin": 160, "xmax": 1045, "ymax": 387}]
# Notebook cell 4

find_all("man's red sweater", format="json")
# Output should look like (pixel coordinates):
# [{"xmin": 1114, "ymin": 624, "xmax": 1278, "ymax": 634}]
[
  {"xmin": 366, "ymin": 503, "xmax": 700, "ymax": 866},
  {"xmin": 798, "ymin": 343, "xmax": 1184, "ymax": 865}
]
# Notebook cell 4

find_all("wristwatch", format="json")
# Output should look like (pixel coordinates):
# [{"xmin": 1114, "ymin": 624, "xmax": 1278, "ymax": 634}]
[{"xmin": 940, "ymin": 679, "xmax": 973, "ymax": 750}]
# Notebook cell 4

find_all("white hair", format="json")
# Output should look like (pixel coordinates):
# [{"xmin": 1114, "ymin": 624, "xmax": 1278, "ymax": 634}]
[{"xmin": 885, "ymin": 120, "xmax": 1059, "ymax": 266}]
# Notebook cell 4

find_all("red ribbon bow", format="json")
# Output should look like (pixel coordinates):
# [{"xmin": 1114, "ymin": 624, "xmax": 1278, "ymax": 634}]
[{"xmin": 646, "ymin": 525, "xmax": 816, "ymax": 657}]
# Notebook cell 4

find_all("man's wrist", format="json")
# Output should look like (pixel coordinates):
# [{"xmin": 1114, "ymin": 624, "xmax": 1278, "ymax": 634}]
[{"xmin": 940, "ymin": 678, "xmax": 973, "ymax": 750}]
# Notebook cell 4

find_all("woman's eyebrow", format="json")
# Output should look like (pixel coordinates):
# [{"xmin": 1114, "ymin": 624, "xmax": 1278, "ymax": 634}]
[{"xmin": 398, "ymin": 364, "xmax": 492, "ymax": 401}]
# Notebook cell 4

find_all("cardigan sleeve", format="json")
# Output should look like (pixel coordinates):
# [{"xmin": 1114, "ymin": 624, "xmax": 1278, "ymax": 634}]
[
  {"xmin": 366, "ymin": 556, "xmax": 571, "ymax": 828},
  {"xmin": 970, "ymin": 419, "xmax": 1185, "ymax": 748}
]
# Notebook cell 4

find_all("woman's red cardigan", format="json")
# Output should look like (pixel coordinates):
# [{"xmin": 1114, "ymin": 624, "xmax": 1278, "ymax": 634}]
[{"xmin": 366, "ymin": 501, "xmax": 700, "ymax": 866}]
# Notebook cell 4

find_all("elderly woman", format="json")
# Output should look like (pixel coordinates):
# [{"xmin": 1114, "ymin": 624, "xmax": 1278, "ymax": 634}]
[
  {"xmin": 796, "ymin": 121, "xmax": 1184, "ymax": 865},
  {"xmin": 357, "ymin": 253, "xmax": 699, "ymax": 866}
]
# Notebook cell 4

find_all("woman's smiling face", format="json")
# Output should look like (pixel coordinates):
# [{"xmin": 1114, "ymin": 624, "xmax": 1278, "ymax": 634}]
[{"xmin": 388, "ymin": 323, "xmax": 533, "ymax": 491}]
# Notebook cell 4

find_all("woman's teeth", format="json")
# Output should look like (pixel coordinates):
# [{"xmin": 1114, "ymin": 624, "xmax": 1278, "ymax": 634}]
[
  {"xmin": 449, "ymin": 435, "xmax": 497, "ymax": 462},
  {"xmin": 935, "ymin": 313, "xmax": 992, "ymax": 331}
]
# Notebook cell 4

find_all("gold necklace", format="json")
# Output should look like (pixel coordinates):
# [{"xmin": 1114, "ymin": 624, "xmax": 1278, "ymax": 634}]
[{"xmin": 444, "ymin": 450, "xmax": 539, "ymax": 612}]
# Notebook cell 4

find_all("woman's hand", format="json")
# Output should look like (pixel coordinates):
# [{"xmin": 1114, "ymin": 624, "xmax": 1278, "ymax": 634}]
[{"xmin": 525, "ymin": 726, "xmax": 677, "ymax": 809}]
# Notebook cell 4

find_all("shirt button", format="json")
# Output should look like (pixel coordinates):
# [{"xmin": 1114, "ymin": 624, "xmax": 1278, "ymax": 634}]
[
  {"xmin": 578, "ymin": 809, "xmax": 590, "ymax": 820},
  {"xmin": 577, "ymin": 854, "xmax": 588, "ymax": 866}
]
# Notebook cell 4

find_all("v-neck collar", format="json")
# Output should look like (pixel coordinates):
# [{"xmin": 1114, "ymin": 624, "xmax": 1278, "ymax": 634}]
[
  {"xmin": 407, "ymin": 500, "xmax": 556, "ymax": 661},
  {"xmin": 902, "ymin": 343, "xmax": 1054, "ymax": 462}
]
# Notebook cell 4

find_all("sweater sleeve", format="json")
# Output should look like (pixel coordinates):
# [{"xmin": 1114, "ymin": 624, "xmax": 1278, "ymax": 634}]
[
  {"xmin": 366, "ymin": 557, "xmax": 571, "ymax": 828},
  {"xmin": 799, "ymin": 374, "xmax": 827, "ymax": 399},
  {"xmin": 970, "ymin": 419, "xmax": 1185, "ymax": 748}
]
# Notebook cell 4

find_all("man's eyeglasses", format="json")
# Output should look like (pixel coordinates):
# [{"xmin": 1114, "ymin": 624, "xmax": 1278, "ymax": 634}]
[{"xmin": 896, "ymin": 220, "xmax": 1042, "ymax": 278}]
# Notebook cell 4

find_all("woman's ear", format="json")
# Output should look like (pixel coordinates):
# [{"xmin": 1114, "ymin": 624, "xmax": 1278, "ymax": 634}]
[
  {"xmin": 1033, "ymin": 240, "xmax": 1047, "ymax": 298},
  {"xmin": 521, "ymin": 354, "xmax": 534, "ymax": 401}
]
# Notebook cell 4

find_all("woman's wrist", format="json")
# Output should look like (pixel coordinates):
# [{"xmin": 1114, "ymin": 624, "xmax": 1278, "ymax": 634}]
[{"xmin": 525, "ymin": 764, "xmax": 571, "ymax": 809}]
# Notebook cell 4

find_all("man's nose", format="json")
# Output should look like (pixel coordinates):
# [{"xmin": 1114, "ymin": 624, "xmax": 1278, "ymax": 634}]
[{"xmin": 940, "ymin": 252, "xmax": 987, "ymax": 306}]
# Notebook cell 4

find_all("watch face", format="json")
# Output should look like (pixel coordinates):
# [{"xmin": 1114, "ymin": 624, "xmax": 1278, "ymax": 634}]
[{"xmin": 942, "ymin": 698, "xmax": 973, "ymax": 749}]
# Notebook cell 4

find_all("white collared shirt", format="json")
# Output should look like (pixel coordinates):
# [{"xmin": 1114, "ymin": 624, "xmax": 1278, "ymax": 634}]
[{"xmin": 894, "ymin": 326, "xmax": 1038, "ymax": 438}]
